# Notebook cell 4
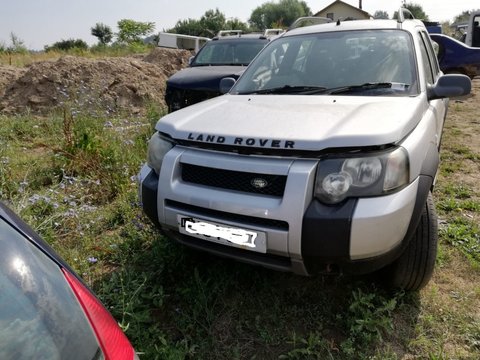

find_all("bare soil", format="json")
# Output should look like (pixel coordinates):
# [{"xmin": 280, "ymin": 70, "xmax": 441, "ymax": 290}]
[
  {"xmin": 0, "ymin": 48, "xmax": 192, "ymax": 115},
  {"xmin": 0, "ymin": 65, "xmax": 27, "ymax": 98}
]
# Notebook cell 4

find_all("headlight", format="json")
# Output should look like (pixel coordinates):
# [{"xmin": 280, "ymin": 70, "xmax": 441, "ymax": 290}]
[
  {"xmin": 314, "ymin": 147, "xmax": 409, "ymax": 204},
  {"xmin": 147, "ymin": 132, "xmax": 174, "ymax": 175}
]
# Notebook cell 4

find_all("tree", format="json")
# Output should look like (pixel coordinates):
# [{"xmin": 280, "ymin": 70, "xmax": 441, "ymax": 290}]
[
  {"xmin": 168, "ymin": 9, "xmax": 249, "ymax": 37},
  {"xmin": 225, "ymin": 18, "xmax": 250, "ymax": 33},
  {"xmin": 3, "ymin": 32, "xmax": 28, "ymax": 53},
  {"xmin": 200, "ymin": 9, "xmax": 226, "ymax": 37},
  {"xmin": 453, "ymin": 10, "xmax": 471, "ymax": 25},
  {"xmin": 169, "ymin": 18, "xmax": 203, "ymax": 36},
  {"xmin": 249, "ymin": 0, "xmax": 311, "ymax": 30},
  {"xmin": 394, "ymin": 3, "xmax": 429, "ymax": 21},
  {"xmin": 91, "ymin": 23, "xmax": 113, "ymax": 45},
  {"xmin": 45, "ymin": 39, "xmax": 88, "ymax": 52},
  {"xmin": 373, "ymin": 10, "xmax": 389, "ymax": 19},
  {"xmin": 117, "ymin": 19, "xmax": 155, "ymax": 44}
]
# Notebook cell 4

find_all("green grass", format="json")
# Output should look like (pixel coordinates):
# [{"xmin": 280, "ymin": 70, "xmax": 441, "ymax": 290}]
[
  {"xmin": 1, "ymin": 82, "xmax": 479, "ymax": 359},
  {"xmin": 441, "ymin": 218, "xmax": 480, "ymax": 266}
]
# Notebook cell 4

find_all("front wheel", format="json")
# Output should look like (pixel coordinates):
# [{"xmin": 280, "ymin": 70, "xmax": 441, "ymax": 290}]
[{"xmin": 384, "ymin": 192, "xmax": 438, "ymax": 291}]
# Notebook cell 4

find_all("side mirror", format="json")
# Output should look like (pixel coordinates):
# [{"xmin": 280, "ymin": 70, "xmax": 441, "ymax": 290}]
[
  {"xmin": 428, "ymin": 74, "xmax": 471, "ymax": 100},
  {"xmin": 188, "ymin": 56, "xmax": 194, "ymax": 66},
  {"xmin": 219, "ymin": 77, "xmax": 236, "ymax": 94}
]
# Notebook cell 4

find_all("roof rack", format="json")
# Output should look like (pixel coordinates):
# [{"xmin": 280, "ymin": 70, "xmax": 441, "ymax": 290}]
[
  {"xmin": 397, "ymin": 7, "xmax": 415, "ymax": 23},
  {"xmin": 288, "ymin": 16, "xmax": 332, "ymax": 31},
  {"xmin": 217, "ymin": 30, "xmax": 243, "ymax": 37}
]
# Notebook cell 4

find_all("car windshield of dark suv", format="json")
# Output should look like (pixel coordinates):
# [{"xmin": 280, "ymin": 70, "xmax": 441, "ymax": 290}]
[
  {"xmin": 232, "ymin": 29, "xmax": 418, "ymax": 96},
  {"xmin": 192, "ymin": 39, "xmax": 268, "ymax": 66}
]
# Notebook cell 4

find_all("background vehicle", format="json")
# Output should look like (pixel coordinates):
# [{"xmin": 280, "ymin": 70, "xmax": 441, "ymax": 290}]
[
  {"xmin": 0, "ymin": 202, "xmax": 137, "ymax": 360},
  {"xmin": 430, "ymin": 33, "xmax": 480, "ymax": 78},
  {"xmin": 165, "ymin": 30, "xmax": 273, "ymax": 112},
  {"xmin": 156, "ymin": 32, "xmax": 210, "ymax": 52},
  {"xmin": 427, "ymin": 10, "xmax": 480, "ymax": 78},
  {"xmin": 140, "ymin": 10, "xmax": 471, "ymax": 291}
]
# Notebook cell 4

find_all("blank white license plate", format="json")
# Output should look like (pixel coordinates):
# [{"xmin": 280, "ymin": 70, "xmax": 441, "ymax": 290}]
[{"xmin": 177, "ymin": 215, "xmax": 267, "ymax": 253}]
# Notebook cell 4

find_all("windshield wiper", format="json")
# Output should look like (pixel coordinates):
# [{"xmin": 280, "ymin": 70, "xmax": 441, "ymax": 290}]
[
  {"xmin": 239, "ymin": 83, "xmax": 409, "ymax": 96},
  {"xmin": 240, "ymin": 85, "xmax": 327, "ymax": 95},
  {"xmin": 323, "ymin": 82, "xmax": 409, "ymax": 95}
]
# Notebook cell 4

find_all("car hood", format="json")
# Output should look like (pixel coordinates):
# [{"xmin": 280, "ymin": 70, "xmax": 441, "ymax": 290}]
[
  {"xmin": 156, "ymin": 94, "xmax": 428, "ymax": 151},
  {"xmin": 167, "ymin": 66, "xmax": 246, "ymax": 90}
]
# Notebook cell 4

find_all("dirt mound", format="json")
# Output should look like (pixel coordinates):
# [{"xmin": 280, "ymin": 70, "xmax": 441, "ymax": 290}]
[
  {"xmin": 0, "ymin": 66, "xmax": 27, "ymax": 98},
  {"xmin": 0, "ymin": 48, "xmax": 192, "ymax": 115},
  {"xmin": 144, "ymin": 47, "xmax": 193, "ymax": 76}
]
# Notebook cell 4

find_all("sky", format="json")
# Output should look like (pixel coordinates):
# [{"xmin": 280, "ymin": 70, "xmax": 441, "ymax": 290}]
[{"xmin": 1, "ymin": 0, "xmax": 479, "ymax": 50}]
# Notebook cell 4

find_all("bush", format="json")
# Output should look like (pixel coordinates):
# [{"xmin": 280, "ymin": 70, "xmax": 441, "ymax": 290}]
[{"xmin": 45, "ymin": 39, "xmax": 89, "ymax": 52}]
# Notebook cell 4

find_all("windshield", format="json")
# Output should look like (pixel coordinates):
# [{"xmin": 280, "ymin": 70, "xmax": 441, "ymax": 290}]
[
  {"xmin": 232, "ymin": 30, "xmax": 418, "ymax": 96},
  {"xmin": 192, "ymin": 39, "xmax": 267, "ymax": 66}
]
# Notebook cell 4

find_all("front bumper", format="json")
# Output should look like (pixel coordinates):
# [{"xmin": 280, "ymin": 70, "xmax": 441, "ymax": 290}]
[{"xmin": 139, "ymin": 147, "xmax": 430, "ymax": 275}]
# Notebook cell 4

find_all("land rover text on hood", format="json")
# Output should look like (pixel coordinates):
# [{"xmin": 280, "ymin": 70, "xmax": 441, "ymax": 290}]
[{"xmin": 139, "ymin": 10, "xmax": 471, "ymax": 291}]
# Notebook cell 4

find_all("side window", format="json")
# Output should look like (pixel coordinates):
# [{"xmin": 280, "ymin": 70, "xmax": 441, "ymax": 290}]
[
  {"xmin": 472, "ymin": 16, "xmax": 480, "ymax": 47},
  {"xmin": 417, "ymin": 33, "xmax": 434, "ymax": 84},
  {"xmin": 420, "ymin": 31, "xmax": 440, "ymax": 77}
]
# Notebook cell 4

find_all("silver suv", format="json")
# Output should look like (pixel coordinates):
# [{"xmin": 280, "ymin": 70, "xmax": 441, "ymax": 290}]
[{"xmin": 139, "ymin": 12, "xmax": 471, "ymax": 290}]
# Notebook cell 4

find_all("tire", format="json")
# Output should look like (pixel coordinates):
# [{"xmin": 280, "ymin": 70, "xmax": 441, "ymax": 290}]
[{"xmin": 384, "ymin": 192, "xmax": 438, "ymax": 291}]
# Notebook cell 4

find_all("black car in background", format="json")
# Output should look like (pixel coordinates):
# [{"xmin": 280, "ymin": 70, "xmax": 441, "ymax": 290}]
[
  {"xmin": 0, "ymin": 202, "xmax": 138, "ymax": 360},
  {"xmin": 165, "ymin": 31, "xmax": 278, "ymax": 112}
]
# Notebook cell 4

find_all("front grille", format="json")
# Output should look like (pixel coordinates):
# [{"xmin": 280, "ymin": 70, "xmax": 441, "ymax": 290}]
[
  {"xmin": 181, "ymin": 163, "xmax": 287, "ymax": 197},
  {"xmin": 185, "ymin": 89, "xmax": 220, "ymax": 107},
  {"xmin": 166, "ymin": 88, "xmax": 220, "ymax": 112}
]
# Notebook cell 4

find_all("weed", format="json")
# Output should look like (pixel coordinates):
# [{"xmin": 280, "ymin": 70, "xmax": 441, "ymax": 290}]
[
  {"xmin": 452, "ymin": 145, "xmax": 474, "ymax": 156},
  {"xmin": 463, "ymin": 200, "xmax": 480, "ymax": 212},
  {"xmin": 436, "ymin": 198, "xmax": 460, "ymax": 212},
  {"xmin": 437, "ymin": 183, "xmax": 472, "ymax": 199},
  {"xmin": 0, "ymin": 151, "xmax": 17, "ymax": 199},
  {"xmin": 144, "ymin": 100, "xmax": 167, "ymax": 128},
  {"xmin": 437, "ymin": 198, "xmax": 480, "ymax": 213},
  {"xmin": 339, "ymin": 288, "xmax": 399, "ymax": 356},
  {"xmin": 441, "ymin": 217, "xmax": 480, "ymax": 266},
  {"xmin": 465, "ymin": 320, "xmax": 480, "ymax": 351},
  {"xmin": 280, "ymin": 331, "xmax": 335, "ymax": 359},
  {"xmin": 151, "ymin": 336, "xmax": 198, "ymax": 360}
]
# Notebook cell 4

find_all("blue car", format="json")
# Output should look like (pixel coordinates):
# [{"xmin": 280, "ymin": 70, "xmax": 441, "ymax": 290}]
[{"xmin": 430, "ymin": 33, "xmax": 480, "ymax": 79}]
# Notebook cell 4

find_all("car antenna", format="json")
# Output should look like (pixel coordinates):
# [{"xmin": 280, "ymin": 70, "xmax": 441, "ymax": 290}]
[{"xmin": 397, "ymin": 7, "xmax": 415, "ymax": 23}]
